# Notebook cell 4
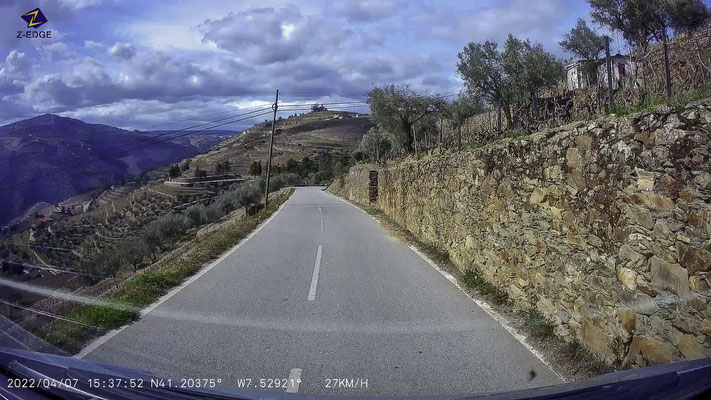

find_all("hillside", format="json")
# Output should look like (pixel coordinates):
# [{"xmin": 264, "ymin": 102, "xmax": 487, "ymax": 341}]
[
  {"xmin": 0, "ymin": 115, "xmax": 228, "ymax": 225},
  {"xmin": 0, "ymin": 109, "xmax": 372, "ymax": 274},
  {"xmin": 187, "ymin": 110, "xmax": 372, "ymax": 176}
]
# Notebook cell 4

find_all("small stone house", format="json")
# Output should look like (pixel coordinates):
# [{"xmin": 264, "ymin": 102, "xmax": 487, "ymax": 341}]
[
  {"xmin": 565, "ymin": 60, "xmax": 589, "ymax": 90},
  {"xmin": 566, "ymin": 54, "xmax": 636, "ymax": 91},
  {"xmin": 596, "ymin": 54, "xmax": 635, "ymax": 89}
]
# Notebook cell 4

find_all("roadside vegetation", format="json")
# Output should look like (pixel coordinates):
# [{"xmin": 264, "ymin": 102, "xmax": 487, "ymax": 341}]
[
  {"xmin": 77, "ymin": 175, "xmax": 300, "ymax": 281},
  {"xmin": 37, "ymin": 187, "xmax": 294, "ymax": 353},
  {"xmin": 248, "ymin": 152, "xmax": 354, "ymax": 185}
]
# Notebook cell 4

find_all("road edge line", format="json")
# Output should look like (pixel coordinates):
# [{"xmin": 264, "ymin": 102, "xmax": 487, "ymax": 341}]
[
  {"xmin": 325, "ymin": 189, "xmax": 564, "ymax": 382},
  {"xmin": 406, "ymin": 244, "xmax": 565, "ymax": 382},
  {"xmin": 75, "ymin": 195, "xmax": 289, "ymax": 359}
]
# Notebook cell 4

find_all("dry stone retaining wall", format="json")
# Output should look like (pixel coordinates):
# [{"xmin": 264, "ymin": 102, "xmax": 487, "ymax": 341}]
[{"xmin": 329, "ymin": 100, "xmax": 711, "ymax": 367}]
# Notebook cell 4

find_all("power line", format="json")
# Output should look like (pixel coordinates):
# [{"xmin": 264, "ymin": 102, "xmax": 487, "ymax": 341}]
[
  {"xmin": 0, "ymin": 298, "xmax": 101, "ymax": 329},
  {"xmin": 0, "ymin": 241, "xmax": 73, "ymax": 252},
  {"xmin": 277, "ymin": 91, "xmax": 369, "ymax": 97},
  {"xmin": 1, "ymin": 259, "xmax": 92, "ymax": 277},
  {"xmin": 3, "ymin": 109, "xmax": 273, "ymax": 188},
  {"xmin": 280, "ymin": 91, "xmax": 459, "ymax": 105},
  {"xmin": 279, "ymin": 100, "xmax": 368, "ymax": 107},
  {"xmin": 2, "ymin": 110, "xmax": 275, "ymax": 190},
  {"xmin": 276, "ymin": 107, "xmax": 369, "ymax": 116},
  {"xmin": 139, "ymin": 106, "xmax": 271, "ymax": 129},
  {"xmin": 7, "ymin": 106, "xmax": 274, "ymax": 185}
]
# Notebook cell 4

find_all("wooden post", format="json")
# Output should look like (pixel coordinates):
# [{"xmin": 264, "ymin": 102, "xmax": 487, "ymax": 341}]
[
  {"xmin": 662, "ymin": 29, "xmax": 672, "ymax": 98},
  {"xmin": 605, "ymin": 36, "xmax": 614, "ymax": 109}
]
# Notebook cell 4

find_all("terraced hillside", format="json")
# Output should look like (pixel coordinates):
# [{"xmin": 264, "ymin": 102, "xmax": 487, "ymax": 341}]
[
  {"xmin": 0, "ymin": 110, "xmax": 372, "ymax": 294},
  {"xmin": 187, "ymin": 110, "xmax": 372, "ymax": 176}
]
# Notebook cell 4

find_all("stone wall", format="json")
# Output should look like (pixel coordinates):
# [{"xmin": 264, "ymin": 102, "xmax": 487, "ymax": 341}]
[{"xmin": 329, "ymin": 100, "xmax": 711, "ymax": 367}]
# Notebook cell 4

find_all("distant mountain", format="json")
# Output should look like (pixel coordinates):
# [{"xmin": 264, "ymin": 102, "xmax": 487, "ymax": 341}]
[{"xmin": 0, "ymin": 114, "xmax": 230, "ymax": 225}]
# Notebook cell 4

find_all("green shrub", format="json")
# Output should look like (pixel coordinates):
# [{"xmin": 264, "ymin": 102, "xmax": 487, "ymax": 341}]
[
  {"xmin": 232, "ymin": 181, "xmax": 262, "ymax": 211},
  {"xmin": 185, "ymin": 204, "xmax": 206, "ymax": 227},
  {"xmin": 156, "ymin": 213, "xmax": 189, "ymax": 242},
  {"xmin": 204, "ymin": 203, "xmax": 224, "ymax": 223}
]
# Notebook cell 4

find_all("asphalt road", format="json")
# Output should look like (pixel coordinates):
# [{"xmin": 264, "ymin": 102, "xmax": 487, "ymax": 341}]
[{"xmin": 82, "ymin": 186, "xmax": 562, "ymax": 396}]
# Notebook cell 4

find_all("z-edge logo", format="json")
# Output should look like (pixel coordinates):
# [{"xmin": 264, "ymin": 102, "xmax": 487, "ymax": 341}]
[
  {"xmin": 17, "ymin": 8, "xmax": 51, "ymax": 39},
  {"xmin": 21, "ymin": 8, "xmax": 48, "ymax": 29}
]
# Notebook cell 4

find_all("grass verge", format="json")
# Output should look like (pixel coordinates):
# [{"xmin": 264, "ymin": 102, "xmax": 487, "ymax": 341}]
[{"xmin": 36, "ymin": 188, "xmax": 294, "ymax": 354}]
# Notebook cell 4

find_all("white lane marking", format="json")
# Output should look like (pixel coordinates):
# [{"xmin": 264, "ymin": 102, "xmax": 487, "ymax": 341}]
[
  {"xmin": 307, "ymin": 245, "xmax": 323, "ymax": 301},
  {"xmin": 326, "ymin": 190, "xmax": 563, "ymax": 381},
  {"xmin": 75, "ymin": 197, "xmax": 289, "ymax": 359},
  {"xmin": 286, "ymin": 368, "xmax": 303, "ymax": 393},
  {"xmin": 319, "ymin": 207, "xmax": 324, "ymax": 234}
]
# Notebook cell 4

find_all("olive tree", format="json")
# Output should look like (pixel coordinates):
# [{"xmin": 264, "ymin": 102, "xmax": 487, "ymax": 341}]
[
  {"xmin": 232, "ymin": 181, "xmax": 262, "ymax": 212},
  {"xmin": 142, "ymin": 222, "xmax": 164, "ymax": 256},
  {"xmin": 156, "ymin": 213, "xmax": 189, "ymax": 243},
  {"xmin": 83, "ymin": 249, "xmax": 121, "ymax": 279},
  {"xmin": 458, "ymin": 35, "xmax": 563, "ymax": 128},
  {"xmin": 358, "ymin": 127, "xmax": 393, "ymax": 162},
  {"xmin": 560, "ymin": 19, "xmax": 607, "ymax": 60},
  {"xmin": 588, "ymin": 0, "xmax": 710, "ymax": 49},
  {"xmin": 119, "ymin": 236, "xmax": 150, "ymax": 272},
  {"xmin": 185, "ymin": 204, "xmax": 206, "ymax": 227},
  {"xmin": 204, "ymin": 203, "xmax": 224, "ymax": 223},
  {"xmin": 445, "ymin": 93, "xmax": 484, "ymax": 147},
  {"xmin": 366, "ymin": 85, "xmax": 446, "ymax": 153},
  {"xmin": 457, "ymin": 40, "xmax": 514, "ymax": 126},
  {"xmin": 502, "ymin": 35, "xmax": 565, "ymax": 109},
  {"xmin": 560, "ymin": 19, "xmax": 606, "ymax": 86}
]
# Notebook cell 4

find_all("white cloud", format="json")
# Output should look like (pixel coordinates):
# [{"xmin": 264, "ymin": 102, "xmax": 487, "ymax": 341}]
[
  {"xmin": 2, "ymin": 50, "xmax": 30, "ymax": 78},
  {"xmin": 56, "ymin": 0, "xmax": 102, "ymax": 10},
  {"xmin": 0, "ymin": 0, "xmax": 591, "ymax": 128},
  {"xmin": 330, "ymin": 0, "xmax": 406, "ymax": 22},
  {"xmin": 84, "ymin": 40, "xmax": 105, "ymax": 51},
  {"xmin": 199, "ymin": 6, "xmax": 305, "ymax": 64},
  {"xmin": 108, "ymin": 42, "xmax": 136, "ymax": 60}
]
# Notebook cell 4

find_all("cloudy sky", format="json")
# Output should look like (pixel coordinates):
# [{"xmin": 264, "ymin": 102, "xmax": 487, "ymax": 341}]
[{"xmin": 0, "ymin": 0, "xmax": 639, "ymax": 130}]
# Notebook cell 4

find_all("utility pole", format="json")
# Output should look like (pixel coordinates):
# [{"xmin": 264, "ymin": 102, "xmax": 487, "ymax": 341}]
[
  {"xmin": 264, "ymin": 89, "xmax": 279, "ymax": 209},
  {"xmin": 662, "ymin": 28, "xmax": 672, "ymax": 98},
  {"xmin": 605, "ymin": 36, "xmax": 614, "ymax": 109}
]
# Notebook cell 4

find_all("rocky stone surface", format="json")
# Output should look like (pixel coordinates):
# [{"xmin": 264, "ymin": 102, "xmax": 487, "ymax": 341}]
[{"xmin": 329, "ymin": 99, "xmax": 711, "ymax": 367}]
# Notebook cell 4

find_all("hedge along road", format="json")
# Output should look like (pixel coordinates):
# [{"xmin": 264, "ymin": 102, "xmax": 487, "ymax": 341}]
[{"xmin": 80, "ymin": 186, "xmax": 562, "ymax": 396}]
